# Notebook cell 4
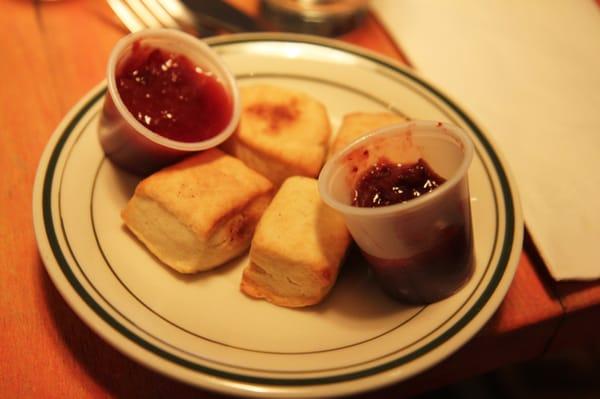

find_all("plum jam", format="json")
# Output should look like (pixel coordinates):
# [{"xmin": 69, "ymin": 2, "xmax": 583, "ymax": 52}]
[
  {"xmin": 363, "ymin": 223, "xmax": 474, "ymax": 304},
  {"xmin": 351, "ymin": 158, "xmax": 473, "ymax": 304},
  {"xmin": 116, "ymin": 43, "xmax": 232, "ymax": 142},
  {"xmin": 352, "ymin": 159, "xmax": 445, "ymax": 208}
]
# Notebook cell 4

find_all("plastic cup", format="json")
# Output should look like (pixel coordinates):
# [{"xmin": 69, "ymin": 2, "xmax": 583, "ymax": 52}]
[
  {"xmin": 98, "ymin": 29, "xmax": 240, "ymax": 175},
  {"xmin": 318, "ymin": 121, "xmax": 475, "ymax": 304}
]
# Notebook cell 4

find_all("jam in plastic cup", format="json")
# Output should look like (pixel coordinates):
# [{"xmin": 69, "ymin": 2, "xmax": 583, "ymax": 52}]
[
  {"xmin": 98, "ymin": 29, "xmax": 240, "ymax": 175},
  {"xmin": 318, "ymin": 121, "xmax": 475, "ymax": 304}
]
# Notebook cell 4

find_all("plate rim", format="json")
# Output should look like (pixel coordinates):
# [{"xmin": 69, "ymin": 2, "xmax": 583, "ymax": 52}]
[{"xmin": 32, "ymin": 33, "xmax": 523, "ymax": 397}]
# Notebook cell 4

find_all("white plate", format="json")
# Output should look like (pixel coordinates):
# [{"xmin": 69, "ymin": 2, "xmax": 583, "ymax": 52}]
[{"xmin": 33, "ymin": 33, "xmax": 523, "ymax": 398}]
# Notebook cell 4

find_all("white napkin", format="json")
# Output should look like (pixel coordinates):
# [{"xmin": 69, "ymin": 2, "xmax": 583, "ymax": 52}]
[{"xmin": 371, "ymin": 0, "xmax": 600, "ymax": 280}]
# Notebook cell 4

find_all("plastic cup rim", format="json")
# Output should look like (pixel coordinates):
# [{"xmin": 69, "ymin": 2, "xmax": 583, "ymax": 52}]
[
  {"xmin": 318, "ymin": 120, "xmax": 474, "ymax": 217},
  {"xmin": 106, "ymin": 28, "xmax": 241, "ymax": 152}
]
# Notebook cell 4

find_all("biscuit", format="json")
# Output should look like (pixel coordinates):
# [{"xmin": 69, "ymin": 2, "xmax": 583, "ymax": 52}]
[
  {"xmin": 222, "ymin": 84, "xmax": 331, "ymax": 185},
  {"xmin": 122, "ymin": 148, "xmax": 273, "ymax": 273},
  {"xmin": 241, "ymin": 176, "xmax": 351, "ymax": 307},
  {"xmin": 328, "ymin": 112, "xmax": 408, "ymax": 157}
]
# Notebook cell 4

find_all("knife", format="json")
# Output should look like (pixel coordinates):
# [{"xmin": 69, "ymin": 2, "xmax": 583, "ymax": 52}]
[{"xmin": 179, "ymin": 0, "xmax": 262, "ymax": 33}]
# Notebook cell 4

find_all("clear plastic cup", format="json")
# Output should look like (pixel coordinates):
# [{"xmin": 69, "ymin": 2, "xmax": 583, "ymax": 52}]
[
  {"xmin": 98, "ymin": 29, "xmax": 240, "ymax": 175},
  {"xmin": 318, "ymin": 121, "xmax": 475, "ymax": 304}
]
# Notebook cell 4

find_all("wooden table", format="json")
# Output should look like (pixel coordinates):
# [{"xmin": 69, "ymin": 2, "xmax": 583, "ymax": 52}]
[{"xmin": 1, "ymin": 1, "xmax": 598, "ymax": 398}]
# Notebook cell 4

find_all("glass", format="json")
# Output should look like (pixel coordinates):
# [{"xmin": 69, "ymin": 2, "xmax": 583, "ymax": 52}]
[{"xmin": 260, "ymin": 0, "xmax": 369, "ymax": 36}]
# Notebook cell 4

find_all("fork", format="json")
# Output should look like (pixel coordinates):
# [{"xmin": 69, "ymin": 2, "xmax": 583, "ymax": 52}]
[{"xmin": 107, "ymin": 0, "xmax": 259, "ymax": 36}]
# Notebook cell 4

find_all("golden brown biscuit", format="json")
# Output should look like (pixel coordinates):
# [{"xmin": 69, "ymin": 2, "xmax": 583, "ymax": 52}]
[
  {"xmin": 241, "ymin": 176, "xmax": 351, "ymax": 307},
  {"xmin": 221, "ymin": 84, "xmax": 331, "ymax": 185},
  {"xmin": 122, "ymin": 148, "xmax": 273, "ymax": 273},
  {"xmin": 328, "ymin": 112, "xmax": 408, "ymax": 158}
]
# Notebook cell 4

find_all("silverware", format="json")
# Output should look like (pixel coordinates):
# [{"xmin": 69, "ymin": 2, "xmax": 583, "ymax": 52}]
[
  {"xmin": 107, "ymin": 0, "xmax": 260, "ymax": 36},
  {"xmin": 179, "ymin": 0, "xmax": 261, "ymax": 32}
]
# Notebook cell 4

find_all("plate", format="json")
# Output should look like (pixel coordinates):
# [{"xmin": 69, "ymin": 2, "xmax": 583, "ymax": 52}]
[{"xmin": 33, "ymin": 33, "xmax": 523, "ymax": 398}]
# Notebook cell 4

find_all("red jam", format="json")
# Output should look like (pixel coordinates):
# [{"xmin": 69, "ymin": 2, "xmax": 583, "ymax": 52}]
[
  {"xmin": 352, "ymin": 158, "xmax": 446, "ymax": 208},
  {"xmin": 116, "ymin": 42, "xmax": 232, "ymax": 142}
]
